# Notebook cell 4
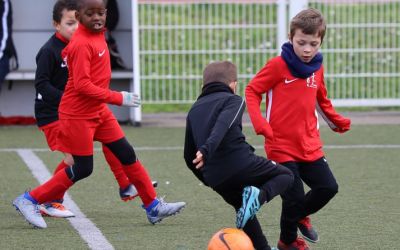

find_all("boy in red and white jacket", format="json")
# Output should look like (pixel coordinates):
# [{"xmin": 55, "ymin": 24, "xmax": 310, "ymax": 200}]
[{"xmin": 246, "ymin": 8, "xmax": 350, "ymax": 250}]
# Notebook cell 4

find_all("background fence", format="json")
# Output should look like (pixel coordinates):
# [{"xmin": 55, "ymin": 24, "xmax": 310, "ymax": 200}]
[{"xmin": 136, "ymin": 0, "xmax": 400, "ymax": 106}]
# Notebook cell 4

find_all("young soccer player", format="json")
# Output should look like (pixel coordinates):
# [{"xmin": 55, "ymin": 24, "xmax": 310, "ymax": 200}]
[
  {"xmin": 245, "ymin": 8, "xmax": 351, "ymax": 250},
  {"xmin": 33, "ymin": 0, "xmax": 143, "ymax": 218},
  {"xmin": 13, "ymin": 0, "xmax": 185, "ymax": 229},
  {"xmin": 184, "ymin": 61, "xmax": 294, "ymax": 250}
]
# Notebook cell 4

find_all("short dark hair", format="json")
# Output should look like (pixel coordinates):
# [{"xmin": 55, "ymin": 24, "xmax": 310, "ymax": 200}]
[
  {"xmin": 289, "ymin": 8, "xmax": 326, "ymax": 42},
  {"xmin": 203, "ymin": 61, "xmax": 237, "ymax": 86},
  {"xmin": 53, "ymin": 0, "xmax": 78, "ymax": 23},
  {"xmin": 76, "ymin": 0, "xmax": 106, "ymax": 11}
]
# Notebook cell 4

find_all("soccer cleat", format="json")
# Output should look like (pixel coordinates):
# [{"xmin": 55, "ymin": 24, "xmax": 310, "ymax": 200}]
[
  {"xmin": 40, "ymin": 202, "xmax": 75, "ymax": 218},
  {"xmin": 119, "ymin": 184, "xmax": 139, "ymax": 201},
  {"xmin": 236, "ymin": 186, "xmax": 261, "ymax": 229},
  {"xmin": 145, "ymin": 198, "xmax": 185, "ymax": 224},
  {"xmin": 277, "ymin": 237, "xmax": 310, "ymax": 250},
  {"xmin": 12, "ymin": 193, "xmax": 47, "ymax": 229},
  {"xmin": 298, "ymin": 216, "xmax": 319, "ymax": 243},
  {"xmin": 119, "ymin": 181, "xmax": 158, "ymax": 202}
]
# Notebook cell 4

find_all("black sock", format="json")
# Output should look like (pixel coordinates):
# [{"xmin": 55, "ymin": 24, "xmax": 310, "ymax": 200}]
[{"xmin": 258, "ymin": 189, "xmax": 267, "ymax": 204}]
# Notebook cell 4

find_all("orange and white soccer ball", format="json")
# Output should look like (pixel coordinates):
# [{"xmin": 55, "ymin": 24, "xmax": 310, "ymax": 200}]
[{"xmin": 207, "ymin": 228, "xmax": 254, "ymax": 250}]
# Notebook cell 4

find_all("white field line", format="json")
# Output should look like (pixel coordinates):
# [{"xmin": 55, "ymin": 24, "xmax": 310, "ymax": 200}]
[
  {"xmin": 2, "ymin": 144, "xmax": 400, "ymax": 153},
  {"xmin": 16, "ymin": 149, "xmax": 114, "ymax": 250}
]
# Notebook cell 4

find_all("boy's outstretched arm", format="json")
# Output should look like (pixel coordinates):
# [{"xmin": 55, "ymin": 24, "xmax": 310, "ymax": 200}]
[
  {"xmin": 316, "ymin": 67, "xmax": 351, "ymax": 133},
  {"xmin": 198, "ymin": 95, "xmax": 245, "ymax": 163}
]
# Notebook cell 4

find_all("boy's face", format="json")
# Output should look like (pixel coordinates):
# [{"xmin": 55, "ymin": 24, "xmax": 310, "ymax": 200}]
[
  {"xmin": 54, "ymin": 9, "xmax": 78, "ymax": 41},
  {"xmin": 77, "ymin": 0, "xmax": 107, "ymax": 32},
  {"xmin": 290, "ymin": 29, "xmax": 322, "ymax": 63}
]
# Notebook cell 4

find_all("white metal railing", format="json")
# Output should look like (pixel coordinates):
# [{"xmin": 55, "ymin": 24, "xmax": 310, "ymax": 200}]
[
  {"xmin": 311, "ymin": 0, "xmax": 400, "ymax": 106},
  {"xmin": 133, "ymin": 0, "xmax": 400, "ymax": 106}
]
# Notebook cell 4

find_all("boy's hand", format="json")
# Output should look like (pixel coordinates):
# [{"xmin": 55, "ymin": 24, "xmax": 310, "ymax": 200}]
[
  {"xmin": 193, "ymin": 151, "xmax": 204, "ymax": 169},
  {"xmin": 333, "ymin": 117, "xmax": 351, "ymax": 133},
  {"xmin": 261, "ymin": 125, "xmax": 274, "ymax": 140},
  {"xmin": 121, "ymin": 91, "xmax": 141, "ymax": 107}
]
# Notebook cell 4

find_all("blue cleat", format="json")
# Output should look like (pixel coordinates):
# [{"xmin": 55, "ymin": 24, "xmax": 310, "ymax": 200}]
[{"xmin": 236, "ymin": 186, "xmax": 261, "ymax": 229}]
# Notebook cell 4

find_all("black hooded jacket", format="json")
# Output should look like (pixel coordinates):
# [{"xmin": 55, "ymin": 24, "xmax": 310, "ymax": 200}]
[{"xmin": 184, "ymin": 82, "xmax": 257, "ymax": 188}]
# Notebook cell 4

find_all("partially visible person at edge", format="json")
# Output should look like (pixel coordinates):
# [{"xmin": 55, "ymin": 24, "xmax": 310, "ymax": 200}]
[
  {"xmin": 0, "ymin": 0, "xmax": 18, "ymax": 92},
  {"xmin": 104, "ymin": 0, "xmax": 127, "ymax": 69},
  {"xmin": 245, "ymin": 8, "xmax": 351, "ymax": 250},
  {"xmin": 13, "ymin": 0, "xmax": 185, "ymax": 229}
]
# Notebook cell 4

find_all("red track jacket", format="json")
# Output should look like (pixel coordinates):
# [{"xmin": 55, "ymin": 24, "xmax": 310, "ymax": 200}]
[
  {"xmin": 59, "ymin": 25, "xmax": 122, "ymax": 119},
  {"xmin": 245, "ymin": 56, "xmax": 350, "ymax": 162}
]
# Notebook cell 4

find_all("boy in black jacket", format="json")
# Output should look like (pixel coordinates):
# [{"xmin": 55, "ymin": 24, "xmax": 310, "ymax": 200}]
[{"xmin": 184, "ymin": 61, "xmax": 294, "ymax": 250}]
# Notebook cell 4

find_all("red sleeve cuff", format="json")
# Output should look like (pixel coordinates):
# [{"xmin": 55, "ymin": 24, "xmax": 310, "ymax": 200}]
[{"xmin": 109, "ymin": 91, "xmax": 123, "ymax": 106}]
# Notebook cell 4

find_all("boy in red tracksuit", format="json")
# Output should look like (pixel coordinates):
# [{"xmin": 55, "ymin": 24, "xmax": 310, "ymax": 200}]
[
  {"xmin": 13, "ymin": 0, "xmax": 185, "ymax": 229},
  {"xmin": 245, "ymin": 8, "xmax": 351, "ymax": 250},
  {"xmin": 34, "ymin": 0, "xmax": 142, "ymax": 219}
]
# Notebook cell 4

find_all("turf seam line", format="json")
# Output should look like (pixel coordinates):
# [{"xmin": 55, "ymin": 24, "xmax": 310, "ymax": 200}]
[{"xmin": 2, "ymin": 144, "xmax": 400, "ymax": 152}]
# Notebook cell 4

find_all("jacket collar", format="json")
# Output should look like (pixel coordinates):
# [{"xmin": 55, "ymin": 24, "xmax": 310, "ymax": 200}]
[
  {"xmin": 55, "ymin": 32, "xmax": 69, "ymax": 44},
  {"xmin": 198, "ymin": 82, "xmax": 233, "ymax": 99}
]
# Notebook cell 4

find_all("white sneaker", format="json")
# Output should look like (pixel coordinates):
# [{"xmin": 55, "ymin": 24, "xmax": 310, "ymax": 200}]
[
  {"xmin": 40, "ymin": 202, "xmax": 75, "ymax": 218},
  {"xmin": 13, "ymin": 193, "xmax": 47, "ymax": 229}
]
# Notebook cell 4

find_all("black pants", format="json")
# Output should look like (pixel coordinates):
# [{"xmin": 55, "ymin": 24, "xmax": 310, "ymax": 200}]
[
  {"xmin": 213, "ymin": 156, "xmax": 293, "ymax": 250},
  {"xmin": 279, "ymin": 156, "xmax": 339, "ymax": 244}
]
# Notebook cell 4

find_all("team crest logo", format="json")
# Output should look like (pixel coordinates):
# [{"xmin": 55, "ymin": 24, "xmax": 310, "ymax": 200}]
[{"xmin": 306, "ymin": 73, "xmax": 317, "ymax": 88}]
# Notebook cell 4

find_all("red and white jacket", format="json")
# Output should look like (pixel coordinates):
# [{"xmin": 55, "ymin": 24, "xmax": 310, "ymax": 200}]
[{"xmin": 245, "ymin": 56, "xmax": 351, "ymax": 162}]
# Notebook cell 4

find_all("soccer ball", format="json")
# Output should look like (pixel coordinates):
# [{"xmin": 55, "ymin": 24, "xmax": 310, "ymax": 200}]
[{"xmin": 207, "ymin": 228, "xmax": 254, "ymax": 250}]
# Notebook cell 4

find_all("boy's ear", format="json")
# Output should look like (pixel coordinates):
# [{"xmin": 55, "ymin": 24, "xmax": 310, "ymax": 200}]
[
  {"xmin": 287, "ymin": 33, "xmax": 292, "ymax": 42},
  {"xmin": 53, "ymin": 21, "xmax": 59, "ymax": 31},
  {"xmin": 75, "ymin": 11, "xmax": 80, "ymax": 21},
  {"xmin": 229, "ymin": 81, "xmax": 237, "ymax": 94}
]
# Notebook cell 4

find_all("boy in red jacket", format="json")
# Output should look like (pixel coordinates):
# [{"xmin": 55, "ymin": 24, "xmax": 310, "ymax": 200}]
[
  {"xmin": 245, "ymin": 8, "xmax": 351, "ymax": 250},
  {"xmin": 34, "ymin": 0, "xmax": 147, "ymax": 219},
  {"xmin": 13, "ymin": 0, "xmax": 185, "ymax": 229}
]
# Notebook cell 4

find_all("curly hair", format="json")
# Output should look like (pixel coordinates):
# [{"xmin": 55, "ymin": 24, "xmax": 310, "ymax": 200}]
[{"xmin": 53, "ymin": 0, "xmax": 78, "ymax": 23}]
